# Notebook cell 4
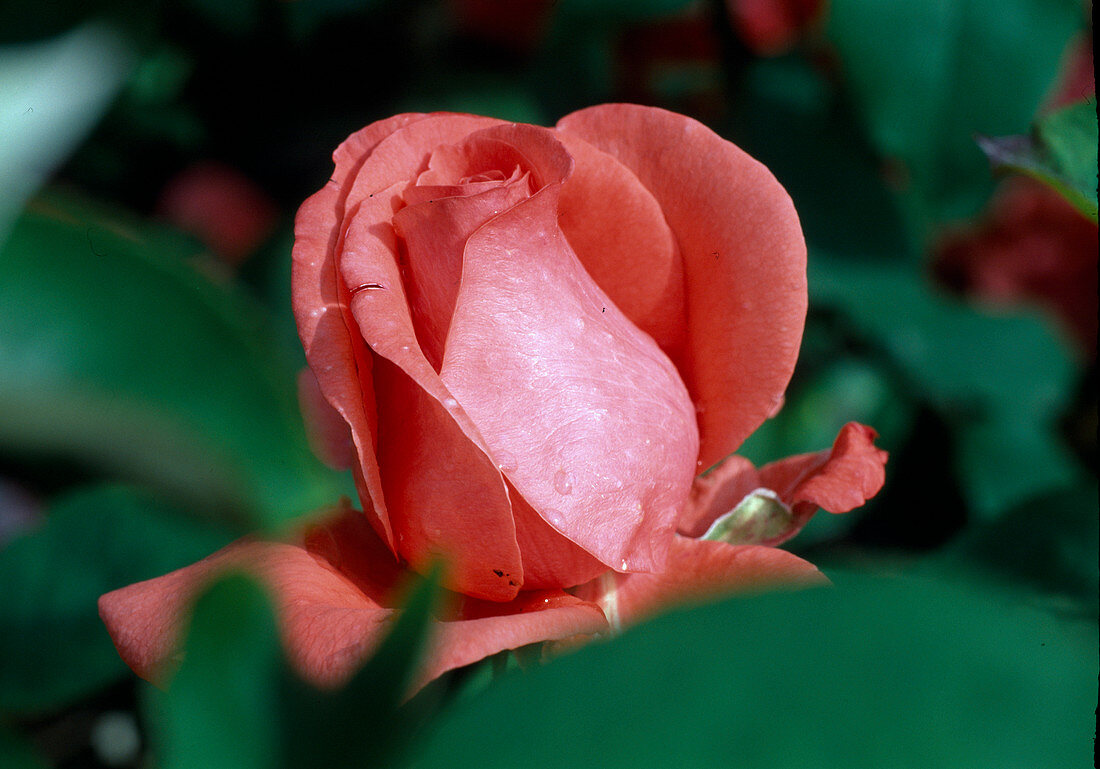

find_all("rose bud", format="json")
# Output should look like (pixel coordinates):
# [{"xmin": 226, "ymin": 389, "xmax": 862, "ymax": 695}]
[{"xmin": 101, "ymin": 105, "xmax": 887, "ymax": 691}]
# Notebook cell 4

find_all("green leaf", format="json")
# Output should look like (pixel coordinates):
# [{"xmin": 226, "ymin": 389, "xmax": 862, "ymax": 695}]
[
  {"xmin": 0, "ymin": 485, "xmax": 232, "ymax": 713},
  {"xmin": 827, "ymin": 0, "xmax": 1080, "ymax": 227},
  {"xmin": 279, "ymin": 562, "xmax": 444, "ymax": 768},
  {"xmin": 404, "ymin": 575, "xmax": 1096, "ymax": 769},
  {"xmin": 554, "ymin": 0, "xmax": 696, "ymax": 21},
  {"xmin": 729, "ymin": 56, "xmax": 914, "ymax": 262},
  {"xmin": 978, "ymin": 101, "xmax": 1099, "ymax": 222},
  {"xmin": 145, "ymin": 574, "xmax": 281, "ymax": 769},
  {"xmin": 0, "ymin": 725, "xmax": 48, "ymax": 769},
  {"xmin": 143, "ymin": 563, "xmax": 444, "ymax": 769},
  {"xmin": 0, "ymin": 192, "xmax": 342, "ymax": 526},
  {"xmin": 929, "ymin": 481, "xmax": 1099, "ymax": 615},
  {"xmin": 809, "ymin": 253, "xmax": 1079, "ymax": 518}
]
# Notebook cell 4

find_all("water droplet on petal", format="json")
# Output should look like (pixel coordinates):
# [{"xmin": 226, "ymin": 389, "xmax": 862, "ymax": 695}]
[
  {"xmin": 552, "ymin": 469, "xmax": 574, "ymax": 495},
  {"xmin": 443, "ymin": 397, "xmax": 458, "ymax": 409},
  {"xmin": 495, "ymin": 451, "xmax": 517, "ymax": 472},
  {"xmin": 619, "ymin": 559, "xmax": 629, "ymax": 571},
  {"xmin": 543, "ymin": 508, "xmax": 566, "ymax": 529}
]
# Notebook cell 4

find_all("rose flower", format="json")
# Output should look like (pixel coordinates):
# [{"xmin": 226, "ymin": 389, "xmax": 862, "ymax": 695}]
[{"xmin": 100, "ymin": 105, "xmax": 887, "ymax": 691}]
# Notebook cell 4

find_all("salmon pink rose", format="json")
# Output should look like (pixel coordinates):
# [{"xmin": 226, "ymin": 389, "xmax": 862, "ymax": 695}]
[
  {"xmin": 291, "ymin": 104, "xmax": 809, "ymax": 601},
  {"xmin": 99, "ymin": 105, "xmax": 888, "ymax": 691}
]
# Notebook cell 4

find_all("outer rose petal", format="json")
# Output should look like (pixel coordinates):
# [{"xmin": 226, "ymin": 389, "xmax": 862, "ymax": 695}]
[
  {"xmin": 758, "ymin": 422, "xmax": 888, "ymax": 515},
  {"xmin": 557, "ymin": 104, "xmax": 807, "ymax": 470},
  {"xmin": 297, "ymin": 368, "xmax": 355, "ymax": 470},
  {"xmin": 555, "ymin": 132, "xmax": 687, "ymax": 355},
  {"xmin": 679, "ymin": 422, "xmax": 887, "ymax": 545},
  {"xmin": 99, "ymin": 508, "xmax": 608, "ymax": 692},
  {"xmin": 293, "ymin": 112, "xmax": 430, "ymax": 547},
  {"xmin": 337, "ymin": 116, "xmax": 532, "ymax": 600},
  {"xmin": 572, "ymin": 536, "xmax": 824, "ymax": 631}
]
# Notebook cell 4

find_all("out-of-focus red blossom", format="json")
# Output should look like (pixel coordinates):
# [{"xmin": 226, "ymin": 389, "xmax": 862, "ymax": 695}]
[
  {"xmin": 447, "ymin": 0, "xmax": 557, "ymax": 52},
  {"xmin": 1045, "ymin": 33, "xmax": 1094, "ymax": 111},
  {"xmin": 615, "ymin": 13, "xmax": 724, "ymax": 123},
  {"xmin": 157, "ymin": 161, "xmax": 278, "ymax": 266},
  {"xmin": 727, "ymin": 0, "xmax": 824, "ymax": 56},
  {"xmin": 935, "ymin": 179, "xmax": 1098, "ymax": 356},
  {"xmin": 100, "ymin": 104, "xmax": 887, "ymax": 693}
]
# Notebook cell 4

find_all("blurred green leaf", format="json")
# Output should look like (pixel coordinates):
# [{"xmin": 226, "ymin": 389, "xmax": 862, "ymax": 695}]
[
  {"xmin": 731, "ymin": 56, "xmax": 914, "ymax": 262},
  {"xmin": 809, "ymin": 254, "xmax": 1079, "ymax": 518},
  {"xmin": 0, "ymin": 725, "xmax": 48, "ymax": 769},
  {"xmin": 827, "ymin": 0, "xmax": 1080, "ymax": 227},
  {"xmin": 0, "ymin": 192, "xmax": 343, "ymax": 526},
  {"xmin": 280, "ymin": 562, "xmax": 444, "ymax": 768},
  {"xmin": 554, "ymin": 0, "xmax": 695, "ymax": 21},
  {"xmin": 978, "ymin": 101, "xmax": 1099, "ymax": 222},
  {"xmin": 0, "ymin": 23, "xmax": 135, "ymax": 245},
  {"xmin": 397, "ymin": 72, "xmax": 546, "ymax": 125},
  {"xmin": 405, "ymin": 575, "xmax": 1096, "ymax": 769},
  {"xmin": 0, "ymin": 485, "xmax": 232, "ymax": 714},
  {"xmin": 145, "ymin": 574, "xmax": 281, "ymax": 769},
  {"xmin": 929, "ymin": 481, "xmax": 1099, "ymax": 615},
  {"xmin": 146, "ymin": 564, "xmax": 443, "ymax": 769}
]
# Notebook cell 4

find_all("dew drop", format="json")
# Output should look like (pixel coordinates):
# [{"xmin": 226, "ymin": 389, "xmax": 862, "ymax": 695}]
[
  {"xmin": 495, "ymin": 451, "xmax": 517, "ymax": 472},
  {"xmin": 552, "ymin": 469, "xmax": 574, "ymax": 495},
  {"xmin": 543, "ymin": 508, "xmax": 566, "ymax": 529},
  {"xmin": 443, "ymin": 397, "xmax": 458, "ymax": 409},
  {"xmin": 619, "ymin": 559, "xmax": 629, "ymax": 571}
]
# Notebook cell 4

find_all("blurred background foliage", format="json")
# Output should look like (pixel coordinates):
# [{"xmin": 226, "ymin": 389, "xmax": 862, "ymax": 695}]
[{"xmin": 0, "ymin": 0, "xmax": 1095, "ymax": 767}]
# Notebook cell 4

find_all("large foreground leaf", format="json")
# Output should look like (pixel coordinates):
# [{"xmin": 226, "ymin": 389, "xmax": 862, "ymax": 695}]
[
  {"xmin": 145, "ymin": 566, "xmax": 442, "ymax": 769},
  {"xmin": 406, "ymin": 575, "xmax": 1096, "ymax": 768},
  {"xmin": 0, "ymin": 193, "xmax": 342, "ymax": 525}
]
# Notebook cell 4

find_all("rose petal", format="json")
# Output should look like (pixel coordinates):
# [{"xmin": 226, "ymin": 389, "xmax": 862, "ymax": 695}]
[
  {"xmin": 393, "ymin": 175, "xmax": 531, "ymax": 368},
  {"xmin": 573, "ymin": 536, "xmax": 824, "ymax": 631},
  {"xmin": 555, "ymin": 132, "xmax": 687, "ymax": 356},
  {"xmin": 759, "ymin": 421, "xmax": 888, "ymax": 517},
  {"xmin": 336, "ymin": 116, "xmax": 534, "ymax": 600},
  {"xmin": 442, "ymin": 181, "xmax": 699, "ymax": 580},
  {"xmin": 418, "ymin": 589, "xmax": 608, "ymax": 691},
  {"xmin": 297, "ymin": 368, "xmax": 356, "ymax": 470},
  {"xmin": 677, "ymin": 454, "xmax": 761, "ymax": 538},
  {"xmin": 557, "ymin": 104, "xmax": 807, "ymax": 469},
  {"xmin": 679, "ymin": 422, "xmax": 888, "ymax": 546},
  {"xmin": 372, "ymin": 355, "xmax": 524, "ymax": 600},
  {"xmin": 510, "ymin": 484, "xmax": 609, "ymax": 589},
  {"xmin": 98, "ymin": 509, "xmax": 400, "ymax": 687},
  {"xmin": 99, "ymin": 507, "xmax": 608, "ymax": 692},
  {"xmin": 293, "ymin": 113, "xmax": 430, "ymax": 546}
]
